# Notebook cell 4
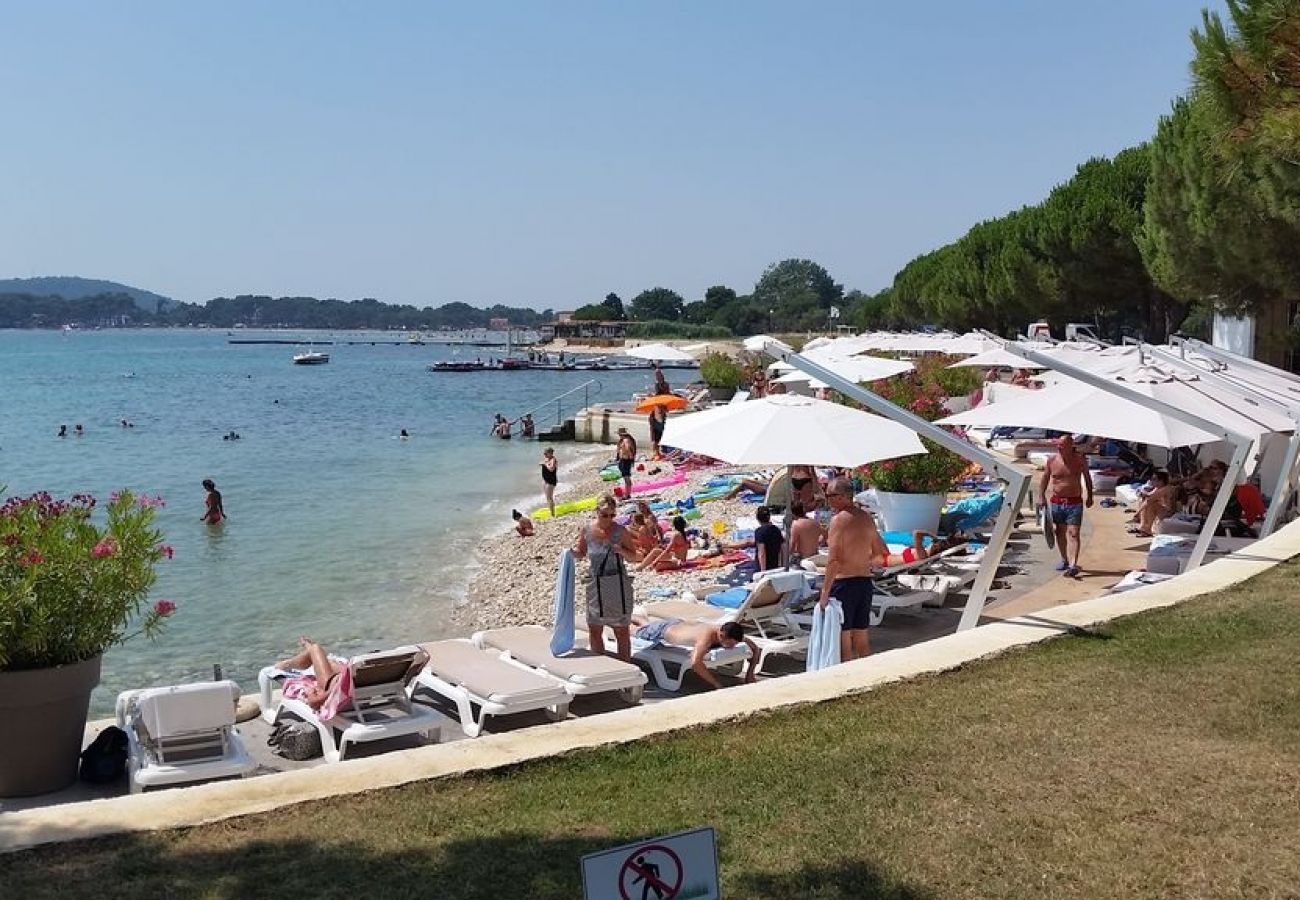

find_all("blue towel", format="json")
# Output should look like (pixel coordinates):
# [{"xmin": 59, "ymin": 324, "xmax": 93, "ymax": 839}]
[
  {"xmin": 550, "ymin": 550, "xmax": 576, "ymax": 656},
  {"xmin": 634, "ymin": 618, "xmax": 680, "ymax": 646},
  {"xmin": 706, "ymin": 587, "xmax": 750, "ymax": 609},
  {"xmin": 805, "ymin": 599, "xmax": 843, "ymax": 672}
]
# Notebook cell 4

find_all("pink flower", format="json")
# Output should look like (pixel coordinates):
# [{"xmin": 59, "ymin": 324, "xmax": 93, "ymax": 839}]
[
  {"xmin": 159, "ymin": 544, "xmax": 175, "ymax": 559},
  {"xmin": 153, "ymin": 599, "xmax": 177, "ymax": 617},
  {"xmin": 92, "ymin": 538, "xmax": 117, "ymax": 559},
  {"xmin": 136, "ymin": 494, "xmax": 166, "ymax": 509}
]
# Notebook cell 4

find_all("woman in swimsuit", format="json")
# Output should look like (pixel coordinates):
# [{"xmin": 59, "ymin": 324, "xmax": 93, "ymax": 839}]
[
  {"xmin": 275, "ymin": 638, "xmax": 343, "ymax": 711},
  {"xmin": 789, "ymin": 464, "xmax": 820, "ymax": 510},
  {"xmin": 639, "ymin": 516, "xmax": 690, "ymax": 571},
  {"xmin": 574, "ymin": 495, "xmax": 642, "ymax": 662},
  {"xmin": 541, "ymin": 448, "xmax": 559, "ymax": 517},
  {"xmin": 200, "ymin": 479, "xmax": 225, "ymax": 524}
]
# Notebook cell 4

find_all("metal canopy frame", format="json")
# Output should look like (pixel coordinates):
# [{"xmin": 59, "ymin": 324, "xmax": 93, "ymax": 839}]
[
  {"xmin": 1000, "ymin": 341, "xmax": 1255, "ymax": 570},
  {"xmin": 1158, "ymin": 338, "xmax": 1300, "ymax": 536},
  {"xmin": 744, "ymin": 336, "xmax": 1032, "ymax": 632}
]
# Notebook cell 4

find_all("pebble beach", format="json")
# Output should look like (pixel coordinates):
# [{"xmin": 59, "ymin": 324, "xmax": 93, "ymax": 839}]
[{"xmin": 459, "ymin": 448, "xmax": 760, "ymax": 631}]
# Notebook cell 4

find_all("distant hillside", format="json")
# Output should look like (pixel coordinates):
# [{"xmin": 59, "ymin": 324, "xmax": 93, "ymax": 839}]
[{"xmin": 0, "ymin": 277, "xmax": 175, "ymax": 313}]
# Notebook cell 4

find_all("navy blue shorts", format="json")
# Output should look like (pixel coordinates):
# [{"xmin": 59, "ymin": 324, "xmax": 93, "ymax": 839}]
[
  {"xmin": 831, "ymin": 577, "xmax": 874, "ymax": 631},
  {"xmin": 617, "ymin": 459, "xmax": 633, "ymax": 478}
]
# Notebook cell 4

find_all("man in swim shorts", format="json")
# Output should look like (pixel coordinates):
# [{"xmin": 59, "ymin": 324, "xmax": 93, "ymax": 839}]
[
  {"xmin": 1038, "ymin": 433, "xmax": 1093, "ymax": 577},
  {"xmin": 631, "ymin": 615, "xmax": 759, "ymax": 689},
  {"xmin": 616, "ymin": 427, "xmax": 637, "ymax": 497},
  {"xmin": 819, "ymin": 477, "xmax": 887, "ymax": 662}
]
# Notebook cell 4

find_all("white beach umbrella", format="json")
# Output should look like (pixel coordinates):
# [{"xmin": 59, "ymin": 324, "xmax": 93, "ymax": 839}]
[
  {"xmin": 623, "ymin": 342, "xmax": 694, "ymax": 362},
  {"xmin": 771, "ymin": 353, "xmax": 913, "ymax": 383},
  {"xmin": 948, "ymin": 347, "xmax": 1050, "ymax": 369},
  {"xmin": 663, "ymin": 394, "xmax": 927, "ymax": 467},
  {"xmin": 936, "ymin": 379, "xmax": 1223, "ymax": 447}
]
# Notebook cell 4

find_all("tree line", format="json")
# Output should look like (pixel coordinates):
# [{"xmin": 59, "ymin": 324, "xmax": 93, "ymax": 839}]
[{"xmin": 0, "ymin": 293, "xmax": 554, "ymax": 331}]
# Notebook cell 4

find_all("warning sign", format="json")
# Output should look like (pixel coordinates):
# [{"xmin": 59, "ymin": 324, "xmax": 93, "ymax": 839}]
[{"xmin": 581, "ymin": 827, "xmax": 719, "ymax": 900}]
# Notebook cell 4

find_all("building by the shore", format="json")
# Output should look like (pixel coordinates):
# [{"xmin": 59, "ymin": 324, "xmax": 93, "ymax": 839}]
[{"xmin": 537, "ymin": 318, "xmax": 629, "ymax": 346}]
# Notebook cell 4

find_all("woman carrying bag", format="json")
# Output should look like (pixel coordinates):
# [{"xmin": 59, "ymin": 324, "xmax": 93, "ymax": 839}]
[{"xmin": 574, "ymin": 495, "xmax": 641, "ymax": 663}]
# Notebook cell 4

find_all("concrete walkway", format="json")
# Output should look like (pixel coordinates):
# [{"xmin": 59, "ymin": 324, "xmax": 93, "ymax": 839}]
[{"xmin": 3, "ymin": 513, "xmax": 1296, "ymax": 854}]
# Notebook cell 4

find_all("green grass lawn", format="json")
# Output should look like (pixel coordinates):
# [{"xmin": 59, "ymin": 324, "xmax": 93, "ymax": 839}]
[{"xmin": 5, "ymin": 563, "xmax": 1300, "ymax": 899}]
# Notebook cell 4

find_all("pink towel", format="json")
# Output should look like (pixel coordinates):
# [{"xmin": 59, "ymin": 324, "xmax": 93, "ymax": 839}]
[{"xmin": 318, "ymin": 663, "xmax": 354, "ymax": 721}]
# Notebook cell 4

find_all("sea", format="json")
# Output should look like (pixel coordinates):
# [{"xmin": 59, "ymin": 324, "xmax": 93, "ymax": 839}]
[{"xmin": 0, "ymin": 328, "xmax": 655, "ymax": 714}]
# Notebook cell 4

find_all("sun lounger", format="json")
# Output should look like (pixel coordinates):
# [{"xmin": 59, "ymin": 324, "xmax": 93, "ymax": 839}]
[
  {"xmin": 411, "ymin": 639, "xmax": 571, "ymax": 738},
  {"xmin": 115, "ymin": 680, "xmax": 256, "ymax": 793},
  {"xmin": 261, "ymin": 646, "xmax": 443, "ymax": 763},
  {"xmin": 796, "ymin": 545, "xmax": 974, "ymax": 626},
  {"xmin": 471, "ymin": 625, "xmax": 647, "ymax": 704},
  {"xmin": 631, "ymin": 635, "xmax": 753, "ymax": 692},
  {"xmin": 635, "ymin": 570, "xmax": 812, "ymax": 673}
]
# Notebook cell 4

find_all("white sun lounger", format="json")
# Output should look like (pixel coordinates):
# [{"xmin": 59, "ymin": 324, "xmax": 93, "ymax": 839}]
[
  {"xmin": 471, "ymin": 626, "xmax": 647, "ymax": 705},
  {"xmin": 631, "ymin": 635, "xmax": 752, "ymax": 692},
  {"xmin": 260, "ymin": 646, "xmax": 444, "ymax": 763},
  {"xmin": 797, "ymin": 545, "xmax": 976, "ymax": 626},
  {"xmin": 636, "ymin": 569, "xmax": 813, "ymax": 672},
  {"xmin": 115, "ymin": 680, "xmax": 256, "ymax": 793},
  {"xmin": 411, "ymin": 639, "xmax": 572, "ymax": 738}
]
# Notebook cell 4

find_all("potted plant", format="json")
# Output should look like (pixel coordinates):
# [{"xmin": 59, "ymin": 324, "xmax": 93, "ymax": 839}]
[
  {"xmin": 700, "ymin": 352, "xmax": 743, "ymax": 401},
  {"xmin": 855, "ymin": 369, "xmax": 970, "ymax": 533},
  {"xmin": 0, "ymin": 489, "xmax": 175, "ymax": 796}
]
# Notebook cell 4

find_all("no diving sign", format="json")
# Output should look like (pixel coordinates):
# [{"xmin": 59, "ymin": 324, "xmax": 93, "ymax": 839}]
[{"xmin": 581, "ymin": 827, "xmax": 720, "ymax": 899}]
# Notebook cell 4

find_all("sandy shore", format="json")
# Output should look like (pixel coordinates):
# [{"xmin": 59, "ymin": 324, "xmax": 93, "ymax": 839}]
[{"xmin": 458, "ymin": 451, "xmax": 760, "ymax": 632}]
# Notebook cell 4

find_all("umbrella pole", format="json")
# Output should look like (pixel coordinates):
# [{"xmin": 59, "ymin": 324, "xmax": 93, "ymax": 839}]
[{"xmin": 956, "ymin": 474, "xmax": 1031, "ymax": 631}]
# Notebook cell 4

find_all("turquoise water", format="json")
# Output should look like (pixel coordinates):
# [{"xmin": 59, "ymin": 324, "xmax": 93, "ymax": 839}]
[{"xmin": 0, "ymin": 329, "xmax": 650, "ymax": 713}]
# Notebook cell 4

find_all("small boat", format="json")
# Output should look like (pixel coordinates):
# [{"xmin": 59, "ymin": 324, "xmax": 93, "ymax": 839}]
[
  {"xmin": 293, "ymin": 351, "xmax": 330, "ymax": 365},
  {"xmin": 427, "ymin": 361, "xmax": 485, "ymax": 372}
]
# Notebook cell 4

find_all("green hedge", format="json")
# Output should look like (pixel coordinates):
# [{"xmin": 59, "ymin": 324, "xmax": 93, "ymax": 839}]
[{"xmin": 625, "ymin": 320, "xmax": 733, "ymax": 339}]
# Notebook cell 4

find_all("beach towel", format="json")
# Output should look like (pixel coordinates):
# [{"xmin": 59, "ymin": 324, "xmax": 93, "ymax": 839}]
[
  {"xmin": 941, "ymin": 490, "xmax": 1005, "ymax": 534},
  {"xmin": 705, "ymin": 586, "xmax": 751, "ymax": 609},
  {"xmin": 634, "ymin": 618, "xmax": 681, "ymax": 646},
  {"xmin": 551, "ymin": 549, "xmax": 576, "ymax": 656},
  {"xmin": 805, "ymin": 599, "xmax": 843, "ymax": 672}
]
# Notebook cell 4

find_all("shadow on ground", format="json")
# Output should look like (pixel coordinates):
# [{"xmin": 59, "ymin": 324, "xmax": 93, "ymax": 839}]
[{"xmin": 0, "ymin": 830, "xmax": 932, "ymax": 900}]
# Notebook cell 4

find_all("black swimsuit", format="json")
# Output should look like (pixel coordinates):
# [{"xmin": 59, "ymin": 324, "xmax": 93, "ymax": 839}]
[
  {"xmin": 791, "ymin": 476, "xmax": 812, "ymax": 491},
  {"xmin": 541, "ymin": 463, "xmax": 557, "ymax": 486}
]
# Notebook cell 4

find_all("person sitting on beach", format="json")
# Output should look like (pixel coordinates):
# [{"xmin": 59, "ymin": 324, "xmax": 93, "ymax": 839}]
[
  {"xmin": 788, "ymin": 500, "xmax": 825, "ymax": 564},
  {"xmin": 630, "ymin": 512, "xmax": 660, "ymax": 555},
  {"xmin": 629, "ymin": 615, "xmax": 758, "ymax": 689},
  {"xmin": 634, "ymin": 500, "xmax": 661, "ymax": 545},
  {"xmin": 512, "ymin": 509, "xmax": 535, "ymax": 537},
  {"xmin": 1129, "ymin": 471, "xmax": 1176, "ymax": 537},
  {"xmin": 639, "ymin": 515, "xmax": 689, "ymax": 571}
]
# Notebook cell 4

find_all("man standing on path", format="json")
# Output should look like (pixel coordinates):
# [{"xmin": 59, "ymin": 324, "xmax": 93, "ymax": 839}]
[
  {"xmin": 616, "ymin": 427, "xmax": 637, "ymax": 498},
  {"xmin": 1039, "ymin": 433, "xmax": 1093, "ymax": 577},
  {"xmin": 819, "ymin": 477, "xmax": 887, "ymax": 662}
]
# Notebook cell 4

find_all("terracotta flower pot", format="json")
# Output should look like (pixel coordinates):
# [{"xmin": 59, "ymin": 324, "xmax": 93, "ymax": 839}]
[{"xmin": 0, "ymin": 656, "xmax": 102, "ymax": 797}]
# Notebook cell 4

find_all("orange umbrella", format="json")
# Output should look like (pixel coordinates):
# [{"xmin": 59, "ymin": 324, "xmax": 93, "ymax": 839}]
[{"xmin": 635, "ymin": 393, "xmax": 688, "ymax": 413}]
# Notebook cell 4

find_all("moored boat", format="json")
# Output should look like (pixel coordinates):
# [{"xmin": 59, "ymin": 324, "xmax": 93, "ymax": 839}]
[{"xmin": 293, "ymin": 351, "xmax": 330, "ymax": 365}]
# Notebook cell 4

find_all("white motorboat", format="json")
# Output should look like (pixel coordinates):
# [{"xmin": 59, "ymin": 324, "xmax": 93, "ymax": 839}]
[{"xmin": 292, "ymin": 351, "xmax": 330, "ymax": 365}]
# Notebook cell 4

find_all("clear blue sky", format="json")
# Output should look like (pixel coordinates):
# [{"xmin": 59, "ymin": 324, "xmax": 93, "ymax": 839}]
[{"xmin": 0, "ymin": 1, "xmax": 1223, "ymax": 309}]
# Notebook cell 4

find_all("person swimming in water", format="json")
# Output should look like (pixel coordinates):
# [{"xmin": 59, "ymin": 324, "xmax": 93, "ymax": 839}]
[
  {"xmin": 201, "ymin": 479, "xmax": 226, "ymax": 524},
  {"xmin": 58, "ymin": 424, "xmax": 67, "ymax": 438}
]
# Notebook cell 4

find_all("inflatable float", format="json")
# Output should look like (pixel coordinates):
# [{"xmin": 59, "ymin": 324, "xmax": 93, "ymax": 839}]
[{"xmin": 612, "ymin": 471, "xmax": 687, "ymax": 498}]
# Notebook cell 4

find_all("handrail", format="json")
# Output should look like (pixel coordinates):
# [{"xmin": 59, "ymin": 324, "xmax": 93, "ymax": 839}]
[{"xmin": 500, "ymin": 378, "xmax": 602, "ymax": 435}]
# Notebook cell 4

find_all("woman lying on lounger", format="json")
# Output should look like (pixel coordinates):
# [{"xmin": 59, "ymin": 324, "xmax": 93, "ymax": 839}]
[{"xmin": 275, "ymin": 638, "xmax": 347, "ymax": 711}]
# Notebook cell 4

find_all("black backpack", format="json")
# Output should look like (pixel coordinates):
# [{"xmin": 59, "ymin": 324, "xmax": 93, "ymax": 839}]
[{"xmin": 80, "ymin": 726, "xmax": 129, "ymax": 784}]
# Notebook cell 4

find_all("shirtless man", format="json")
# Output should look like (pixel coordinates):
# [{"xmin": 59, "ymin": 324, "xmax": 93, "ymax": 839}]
[
  {"xmin": 788, "ymin": 500, "xmax": 825, "ymax": 563},
  {"xmin": 819, "ymin": 477, "xmax": 887, "ymax": 661},
  {"xmin": 615, "ymin": 428, "xmax": 637, "ymax": 498},
  {"xmin": 1038, "ymin": 433, "xmax": 1094, "ymax": 576},
  {"xmin": 630, "ymin": 615, "xmax": 759, "ymax": 689}
]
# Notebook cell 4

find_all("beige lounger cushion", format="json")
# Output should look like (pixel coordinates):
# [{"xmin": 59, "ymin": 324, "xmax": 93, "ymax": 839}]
[
  {"xmin": 479, "ymin": 626, "xmax": 638, "ymax": 681},
  {"xmin": 639, "ymin": 599, "xmax": 730, "ymax": 622},
  {"xmin": 420, "ymin": 640, "xmax": 558, "ymax": 701}
]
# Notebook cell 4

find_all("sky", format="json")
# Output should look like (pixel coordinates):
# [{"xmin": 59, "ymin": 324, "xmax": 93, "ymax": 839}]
[{"xmin": 0, "ymin": 1, "xmax": 1225, "ymax": 310}]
